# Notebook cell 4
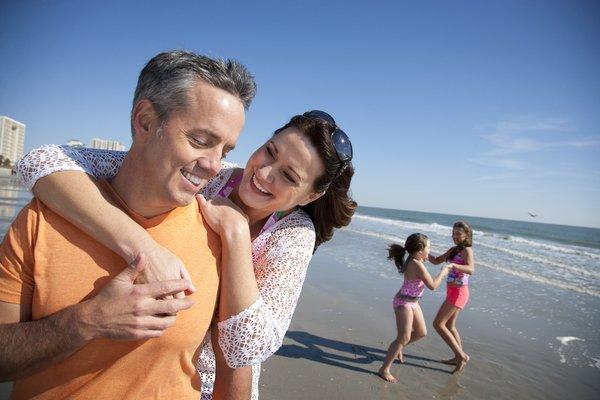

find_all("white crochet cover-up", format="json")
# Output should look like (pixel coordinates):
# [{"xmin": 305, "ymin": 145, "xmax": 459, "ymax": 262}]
[{"xmin": 17, "ymin": 145, "xmax": 316, "ymax": 400}]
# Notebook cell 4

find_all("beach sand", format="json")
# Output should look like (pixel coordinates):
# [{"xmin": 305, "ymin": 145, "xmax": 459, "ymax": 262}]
[
  {"xmin": 258, "ymin": 250, "xmax": 599, "ymax": 400},
  {"xmin": 1, "ymin": 260, "xmax": 596, "ymax": 400}
]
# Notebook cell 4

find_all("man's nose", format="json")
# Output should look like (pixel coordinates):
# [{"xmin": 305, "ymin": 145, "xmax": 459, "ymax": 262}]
[{"xmin": 196, "ymin": 150, "xmax": 221, "ymax": 179}]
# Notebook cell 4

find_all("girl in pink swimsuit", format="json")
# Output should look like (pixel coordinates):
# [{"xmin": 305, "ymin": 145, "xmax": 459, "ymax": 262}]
[
  {"xmin": 429, "ymin": 221, "xmax": 475, "ymax": 374},
  {"xmin": 378, "ymin": 233, "xmax": 450, "ymax": 383}
]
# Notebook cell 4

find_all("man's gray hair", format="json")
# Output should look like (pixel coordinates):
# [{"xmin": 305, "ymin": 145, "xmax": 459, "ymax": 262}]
[{"xmin": 132, "ymin": 50, "xmax": 256, "ymax": 128}]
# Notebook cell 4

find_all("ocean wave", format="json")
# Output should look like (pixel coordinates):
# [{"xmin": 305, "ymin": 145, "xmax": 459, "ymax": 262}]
[
  {"xmin": 352, "ymin": 214, "xmax": 453, "ymax": 235},
  {"xmin": 476, "ymin": 241, "xmax": 598, "ymax": 278},
  {"xmin": 353, "ymin": 213, "xmax": 600, "ymax": 260},
  {"xmin": 343, "ymin": 228, "xmax": 447, "ymax": 253},
  {"xmin": 340, "ymin": 227, "xmax": 600, "ymax": 299},
  {"xmin": 508, "ymin": 236, "xmax": 600, "ymax": 260},
  {"xmin": 477, "ymin": 259, "xmax": 600, "ymax": 298}
]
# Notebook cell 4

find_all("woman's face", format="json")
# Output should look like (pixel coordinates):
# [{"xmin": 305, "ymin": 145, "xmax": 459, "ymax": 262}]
[{"xmin": 237, "ymin": 127, "xmax": 326, "ymax": 216}]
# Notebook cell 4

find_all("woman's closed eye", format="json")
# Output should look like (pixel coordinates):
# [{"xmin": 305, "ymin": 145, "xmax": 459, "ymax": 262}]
[
  {"xmin": 266, "ymin": 142, "xmax": 298, "ymax": 184},
  {"xmin": 283, "ymin": 171, "xmax": 296, "ymax": 184},
  {"xmin": 266, "ymin": 144, "xmax": 275, "ymax": 158}
]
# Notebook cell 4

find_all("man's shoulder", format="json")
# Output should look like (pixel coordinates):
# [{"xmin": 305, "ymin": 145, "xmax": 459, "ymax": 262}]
[{"xmin": 6, "ymin": 197, "xmax": 47, "ymax": 235}]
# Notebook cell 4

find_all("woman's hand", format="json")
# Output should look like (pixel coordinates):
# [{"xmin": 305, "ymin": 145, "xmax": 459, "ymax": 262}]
[
  {"xmin": 134, "ymin": 241, "xmax": 196, "ymax": 299},
  {"xmin": 196, "ymin": 194, "xmax": 249, "ymax": 237}
]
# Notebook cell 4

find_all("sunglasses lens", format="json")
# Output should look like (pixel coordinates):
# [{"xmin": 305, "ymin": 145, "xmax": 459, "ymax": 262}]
[
  {"xmin": 304, "ymin": 109, "xmax": 353, "ymax": 168},
  {"xmin": 332, "ymin": 129, "xmax": 353, "ymax": 161}
]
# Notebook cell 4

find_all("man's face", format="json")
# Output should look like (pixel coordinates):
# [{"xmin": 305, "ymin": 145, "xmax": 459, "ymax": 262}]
[{"xmin": 136, "ymin": 79, "xmax": 245, "ymax": 213}]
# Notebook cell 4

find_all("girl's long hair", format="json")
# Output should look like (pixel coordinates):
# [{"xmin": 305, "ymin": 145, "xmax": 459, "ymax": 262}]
[
  {"xmin": 388, "ymin": 233, "xmax": 429, "ymax": 274},
  {"xmin": 446, "ymin": 220, "xmax": 473, "ymax": 261}
]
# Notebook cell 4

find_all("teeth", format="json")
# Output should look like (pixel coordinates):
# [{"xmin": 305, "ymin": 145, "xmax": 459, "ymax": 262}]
[
  {"xmin": 182, "ymin": 170, "xmax": 201, "ymax": 186},
  {"xmin": 252, "ymin": 174, "xmax": 271, "ymax": 195}
]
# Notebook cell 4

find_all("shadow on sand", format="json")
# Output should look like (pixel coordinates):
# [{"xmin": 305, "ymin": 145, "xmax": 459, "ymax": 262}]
[{"xmin": 276, "ymin": 330, "xmax": 452, "ymax": 375}]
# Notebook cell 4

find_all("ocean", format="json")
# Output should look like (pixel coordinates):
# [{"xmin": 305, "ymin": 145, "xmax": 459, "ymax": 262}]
[
  {"xmin": 319, "ymin": 205, "xmax": 600, "ymax": 372},
  {"xmin": 0, "ymin": 177, "xmax": 31, "ymax": 235},
  {"xmin": 345, "ymin": 206, "xmax": 600, "ymax": 298}
]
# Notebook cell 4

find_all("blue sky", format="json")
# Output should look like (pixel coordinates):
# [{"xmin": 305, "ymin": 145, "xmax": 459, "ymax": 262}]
[{"xmin": 1, "ymin": 0, "xmax": 599, "ymax": 228}]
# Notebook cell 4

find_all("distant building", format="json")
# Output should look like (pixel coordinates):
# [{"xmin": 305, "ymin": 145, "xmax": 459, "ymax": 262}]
[
  {"xmin": 90, "ymin": 138, "xmax": 125, "ymax": 151},
  {"xmin": 0, "ymin": 116, "xmax": 26, "ymax": 164},
  {"xmin": 66, "ymin": 139, "xmax": 85, "ymax": 148}
]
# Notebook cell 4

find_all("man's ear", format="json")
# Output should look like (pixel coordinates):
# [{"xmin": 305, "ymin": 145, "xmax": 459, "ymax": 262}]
[
  {"xmin": 298, "ymin": 191, "xmax": 325, "ymax": 207},
  {"xmin": 131, "ymin": 99, "xmax": 159, "ymax": 140}
]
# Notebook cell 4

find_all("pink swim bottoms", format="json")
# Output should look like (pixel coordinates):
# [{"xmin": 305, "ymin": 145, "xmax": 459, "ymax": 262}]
[
  {"xmin": 393, "ymin": 295, "xmax": 419, "ymax": 309},
  {"xmin": 446, "ymin": 285, "xmax": 469, "ymax": 309}
]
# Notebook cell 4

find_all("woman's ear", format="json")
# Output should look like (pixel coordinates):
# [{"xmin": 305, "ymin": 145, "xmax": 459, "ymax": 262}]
[{"xmin": 298, "ymin": 191, "xmax": 325, "ymax": 207}]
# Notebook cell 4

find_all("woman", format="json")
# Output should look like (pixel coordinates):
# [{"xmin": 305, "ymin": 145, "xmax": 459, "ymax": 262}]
[{"xmin": 17, "ymin": 111, "xmax": 356, "ymax": 399}]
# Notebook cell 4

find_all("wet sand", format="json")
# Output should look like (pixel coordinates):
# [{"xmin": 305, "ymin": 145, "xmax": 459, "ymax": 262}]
[{"xmin": 258, "ymin": 251, "xmax": 600, "ymax": 400}]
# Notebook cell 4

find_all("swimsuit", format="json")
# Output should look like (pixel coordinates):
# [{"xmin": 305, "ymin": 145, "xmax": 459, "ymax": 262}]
[
  {"xmin": 445, "ymin": 253, "xmax": 469, "ymax": 309},
  {"xmin": 393, "ymin": 278, "xmax": 425, "ymax": 309}
]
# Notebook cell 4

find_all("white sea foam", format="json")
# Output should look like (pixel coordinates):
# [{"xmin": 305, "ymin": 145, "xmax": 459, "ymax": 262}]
[
  {"xmin": 352, "ymin": 214, "xmax": 452, "ymax": 236},
  {"xmin": 344, "ymin": 228, "xmax": 448, "ymax": 254},
  {"xmin": 556, "ymin": 337, "xmax": 586, "ymax": 364},
  {"xmin": 476, "ymin": 241, "xmax": 597, "ymax": 279},
  {"xmin": 344, "ymin": 227, "xmax": 405, "ymax": 243},
  {"xmin": 509, "ymin": 236, "xmax": 600, "ymax": 260},
  {"xmin": 556, "ymin": 336, "xmax": 585, "ymax": 346},
  {"xmin": 345, "ymin": 220, "xmax": 600, "ymax": 297},
  {"xmin": 344, "ymin": 227, "xmax": 600, "ymax": 296},
  {"xmin": 353, "ymin": 213, "xmax": 600, "ymax": 261},
  {"xmin": 478, "ymin": 260, "xmax": 600, "ymax": 297}
]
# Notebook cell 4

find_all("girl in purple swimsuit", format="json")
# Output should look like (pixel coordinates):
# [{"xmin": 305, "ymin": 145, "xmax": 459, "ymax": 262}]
[
  {"xmin": 429, "ymin": 221, "xmax": 475, "ymax": 374},
  {"xmin": 378, "ymin": 233, "xmax": 450, "ymax": 383}
]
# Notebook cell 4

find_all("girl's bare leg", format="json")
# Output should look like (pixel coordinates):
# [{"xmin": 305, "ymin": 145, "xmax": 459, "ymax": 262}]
[
  {"xmin": 433, "ymin": 302, "xmax": 469, "ymax": 373},
  {"xmin": 379, "ymin": 307, "xmax": 413, "ymax": 383},
  {"xmin": 409, "ymin": 304, "xmax": 427, "ymax": 344},
  {"xmin": 395, "ymin": 303, "xmax": 428, "ymax": 361},
  {"xmin": 441, "ymin": 310, "xmax": 462, "ymax": 365}
]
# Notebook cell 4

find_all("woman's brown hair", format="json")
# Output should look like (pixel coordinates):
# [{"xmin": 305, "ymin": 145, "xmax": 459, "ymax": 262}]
[{"xmin": 274, "ymin": 114, "xmax": 357, "ymax": 250}]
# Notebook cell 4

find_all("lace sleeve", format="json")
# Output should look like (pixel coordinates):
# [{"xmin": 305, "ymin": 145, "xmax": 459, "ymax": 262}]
[
  {"xmin": 217, "ymin": 211, "xmax": 315, "ymax": 368},
  {"xmin": 16, "ymin": 145, "xmax": 126, "ymax": 191}
]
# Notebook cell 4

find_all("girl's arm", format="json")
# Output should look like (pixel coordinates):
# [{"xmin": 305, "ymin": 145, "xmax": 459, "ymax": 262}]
[
  {"xmin": 449, "ymin": 247, "xmax": 475, "ymax": 275},
  {"xmin": 198, "ymin": 200, "xmax": 314, "ymax": 368},
  {"xmin": 416, "ymin": 260, "xmax": 449, "ymax": 290},
  {"xmin": 428, "ymin": 248, "xmax": 452, "ymax": 265},
  {"xmin": 16, "ymin": 145, "xmax": 193, "ymax": 293}
]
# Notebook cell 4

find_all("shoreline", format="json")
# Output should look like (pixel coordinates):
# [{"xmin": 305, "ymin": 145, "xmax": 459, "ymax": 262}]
[{"xmin": 259, "ymin": 250, "xmax": 600, "ymax": 399}]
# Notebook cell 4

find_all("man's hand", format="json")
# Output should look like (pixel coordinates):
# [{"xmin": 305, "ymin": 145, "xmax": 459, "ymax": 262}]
[{"xmin": 78, "ymin": 253, "xmax": 194, "ymax": 341}]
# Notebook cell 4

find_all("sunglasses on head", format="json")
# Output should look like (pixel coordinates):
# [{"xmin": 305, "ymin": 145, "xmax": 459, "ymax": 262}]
[{"xmin": 303, "ymin": 110, "xmax": 353, "ymax": 179}]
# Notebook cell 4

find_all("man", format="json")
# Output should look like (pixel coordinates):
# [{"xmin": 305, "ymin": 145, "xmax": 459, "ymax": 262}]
[{"xmin": 0, "ymin": 50, "xmax": 255, "ymax": 399}]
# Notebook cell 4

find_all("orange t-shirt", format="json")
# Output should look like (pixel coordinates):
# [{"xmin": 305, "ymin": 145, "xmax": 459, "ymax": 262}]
[{"xmin": 0, "ymin": 181, "xmax": 221, "ymax": 399}]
